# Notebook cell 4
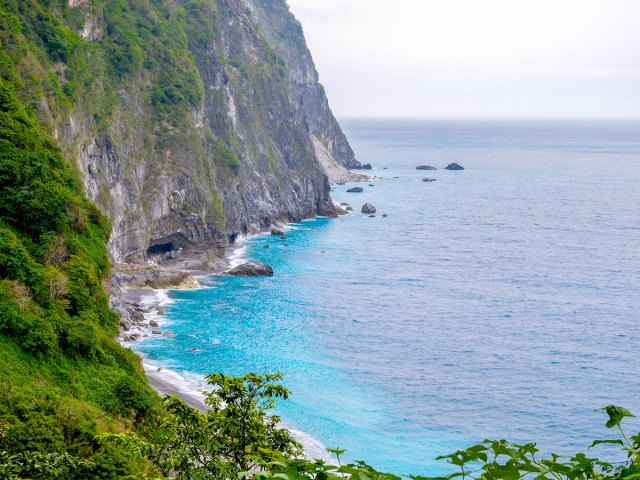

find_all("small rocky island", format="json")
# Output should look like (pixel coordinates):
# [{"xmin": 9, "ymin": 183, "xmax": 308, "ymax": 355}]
[
  {"xmin": 416, "ymin": 165, "xmax": 437, "ymax": 170},
  {"xmin": 445, "ymin": 162, "xmax": 465, "ymax": 170},
  {"xmin": 361, "ymin": 203, "xmax": 377, "ymax": 214}
]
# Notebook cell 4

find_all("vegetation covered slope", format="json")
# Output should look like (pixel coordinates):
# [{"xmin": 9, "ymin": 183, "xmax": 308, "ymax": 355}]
[{"xmin": 0, "ymin": 7, "xmax": 161, "ymax": 477}]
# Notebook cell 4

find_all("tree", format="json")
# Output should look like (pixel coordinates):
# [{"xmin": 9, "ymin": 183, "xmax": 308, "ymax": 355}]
[{"xmin": 101, "ymin": 372, "xmax": 302, "ymax": 479}]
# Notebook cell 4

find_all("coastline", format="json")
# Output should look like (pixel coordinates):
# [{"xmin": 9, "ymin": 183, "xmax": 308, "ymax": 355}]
[{"xmin": 113, "ymin": 225, "xmax": 335, "ymax": 462}]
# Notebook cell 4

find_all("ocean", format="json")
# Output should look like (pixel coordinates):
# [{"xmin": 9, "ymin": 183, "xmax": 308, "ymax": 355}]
[{"xmin": 134, "ymin": 119, "xmax": 640, "ymax": 476}]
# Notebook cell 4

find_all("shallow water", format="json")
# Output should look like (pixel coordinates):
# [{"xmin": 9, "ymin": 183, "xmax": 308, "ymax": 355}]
[{"xmin": 135, "ymin": 119, "xmax": 640, "ymax": 475}]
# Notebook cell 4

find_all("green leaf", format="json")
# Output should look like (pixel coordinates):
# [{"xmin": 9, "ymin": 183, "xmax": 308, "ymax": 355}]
[
  {"xmin": 589, "ymin": 439, "xmax": 625, "ymax": 448},
  {"xmin": 597, "ymin": 405, "xmax": 636, "ymax": 428}
]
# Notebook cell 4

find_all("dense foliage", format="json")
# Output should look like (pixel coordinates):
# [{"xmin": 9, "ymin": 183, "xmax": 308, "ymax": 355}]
[{"xmin": 0, "ymin": 15, "xmax": 162, "ymax": 477}]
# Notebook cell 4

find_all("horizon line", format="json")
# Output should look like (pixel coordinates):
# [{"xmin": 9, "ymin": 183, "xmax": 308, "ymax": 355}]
[{"xmin": 337, "ymin": 115, "xmax": 640, "ymax": 121}]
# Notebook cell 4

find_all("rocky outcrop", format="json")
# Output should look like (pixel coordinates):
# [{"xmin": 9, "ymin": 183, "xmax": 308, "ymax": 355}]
[
  {"xmin": 227, "ymin": 262, "xmax": 274, "ymax": 276},
  {"xmin": 361, "ymin": 203, "xmax": 377, "ymax": 214},
  {"xmin": 244, "ymin": 1, "xmax": 361, "ymax": 170},
  {"xmin": 445, "ymin": 163, "xmax": 465, "ymax": 170}
]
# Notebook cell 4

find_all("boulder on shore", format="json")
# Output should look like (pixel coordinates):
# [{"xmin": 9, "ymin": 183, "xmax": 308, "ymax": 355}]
[
  {"xmin": 346, "ymin": 187, "xmax": 363, "ymax": 193},
  {"xmin": 361, "ymin": 203, "xmax": 377, "ymax": 214},
  {"xmin": 417, "ymin": 165, "xmax": 437, "ymax": 170},
  {"xmin": 226, "ymin": 262, "xmax": 274, "ymax": 277},
  {"xmin": 445, "ymin": 162, "xmax": 464, "ymax": 170}
]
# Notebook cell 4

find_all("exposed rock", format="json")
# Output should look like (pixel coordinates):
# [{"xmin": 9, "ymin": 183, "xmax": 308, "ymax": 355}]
[
  {"xmin": 279, "ymin": 236, "xmax": 287, "ymax": 240},
  {"xmin": 263, "ymin": 244, "xmax": 271, "ymax": 249},
  {"xmin": 361, "ymin": 203, "xmax": 377, "ymax": 214},
  {"xmin": 368, "ymin": 215, "xmax": 376, "ymax": 218},
  {"xmin": 422, "ymin": 178, "xmax": 437, "ymax": 182},
  {"xmin": 445, "ymin": 162, "xmax": 465, "ymax": 170},
  {"xmin": 346, "ymin": 206, "xmax": 353, "ymax": 211},
  {"xmin": 352, "ymin": 163, "xmax": 372, "ymax": 170},
  {"xmin": 347, "ymin": 187, "xmax": 364, "ymax": 193},
  {"xmin": 271, "ymin": 228, "xmax": 285, "ymax": 235},
  {"xmin": 132, "ymin": 312, "xmax": 144, "ymax": 322},
  {"xmin": 156, "ymin": 306, "xmax": 166, "ymax": 315},
  {"xmin": 335, "ymin": 206, "xmax": 348, "ymax": 215},
  {"xmin": 149, "ymin": 320, "xmax": 159, "ymax": 327},
  {"xmin": 119, "ymin": 319, "xmax": 132, "ymax": 331},
  {"xmin": 382, "ymin": 214, "xmax": 388, "ymax": 218},
  {"xmin": 417, "ymin": 165, "xmax": 437, "ymax": 170},
  {"xmin": 226, "ymin": 262, "xmax": 274, "ymax": 276},
  {"xmin": 152, "ymin": 330, "xmax": 162, "ymax": 335},
  {"xmin": 368, "ymin": 184, "xmax": 375, "ymax": 187}
]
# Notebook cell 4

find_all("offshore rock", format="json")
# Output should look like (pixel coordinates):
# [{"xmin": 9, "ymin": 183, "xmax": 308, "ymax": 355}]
[
  {"xmin": 422, "ymin": 178, "xmax": 437, "ymax": 182},
  {"xmin": 417, "ymin": 165, "xmax": 437, "ymax": 170},
  {"xmin": 347, "ymin": 187, "xmax": 364, "ymax": 193},
  {"xmin": 361, "ymin": 203, "xmax": 377, "ymax": 214},
  {"xmin": 227, "ymin": 262, "xmax": 274, "ymax": 276},
  {"xmin": 445, "ymin": 162, "xmax": 465, "ymax": 170},
  {"xmin": 271, "ymin": 228, "xmax": 285, "ymax": 236}
]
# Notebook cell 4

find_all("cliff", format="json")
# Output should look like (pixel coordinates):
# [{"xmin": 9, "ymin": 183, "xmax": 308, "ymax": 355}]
[{"xmin": 3, "ymin": 0, "xmax": 357, "ymax": 267}]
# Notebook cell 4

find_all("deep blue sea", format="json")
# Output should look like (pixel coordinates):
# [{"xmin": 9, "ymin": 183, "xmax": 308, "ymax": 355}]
[{"xmin": 135, "ymin": 119, "xmax": 640, "ymax": 476}]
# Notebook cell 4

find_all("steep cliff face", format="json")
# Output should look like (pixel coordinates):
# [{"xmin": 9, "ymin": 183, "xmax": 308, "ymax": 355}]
[
  {"xmin": 2, "ymin": 0, "xmax": 352, "ymax": 266},
  {"xmin": 243, "ymin": 0, "xmax": 362, "ymax": 172}
]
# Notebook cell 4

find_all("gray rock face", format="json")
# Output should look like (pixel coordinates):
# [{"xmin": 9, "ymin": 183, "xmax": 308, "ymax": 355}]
[
  {"xmin": 417, "ymin": 165, "xmax": 437, "ymax": 170},
  {"xmin": 62, "ymin": 0, "xmax": 348, "ymax": 266},
  {"xmin": 361, "ymin": 203, "xmax": 377, "ymax": 214},
  {"xmin": 227, "ymin": 262, "xmax": 274, "ymax": 276},
  {"xmin": 445, "ymin": 162, "xmax": 465, "ymax": 170},
  {"xmin": 244, "ymin": 1, "xmax": 361, "ymax": 170}
]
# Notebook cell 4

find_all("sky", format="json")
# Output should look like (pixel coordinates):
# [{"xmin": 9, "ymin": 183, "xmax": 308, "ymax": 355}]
[{"xmin": 286, "ymin": 0, "xmax": 640, "ymax": 118}]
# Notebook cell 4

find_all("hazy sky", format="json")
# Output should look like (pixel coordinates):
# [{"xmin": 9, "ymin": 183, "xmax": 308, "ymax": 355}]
[{"xmin": 286, "ymin": 0, "xmax": 640, "ymax": 118}]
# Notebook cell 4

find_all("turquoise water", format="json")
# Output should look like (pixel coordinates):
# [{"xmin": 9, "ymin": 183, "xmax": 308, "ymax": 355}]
[{"xmin": 136, "ymin": 119, "xmax": 640, "ymax": 475}]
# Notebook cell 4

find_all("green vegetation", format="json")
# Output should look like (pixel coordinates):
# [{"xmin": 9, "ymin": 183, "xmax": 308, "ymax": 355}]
[
  {"xmin": 102, "ymin": 372, "xmax": 303, "ymax": 479},
  {"xmin": 0, "ymin": 17, "xmax": 162, "ymax": 476}
]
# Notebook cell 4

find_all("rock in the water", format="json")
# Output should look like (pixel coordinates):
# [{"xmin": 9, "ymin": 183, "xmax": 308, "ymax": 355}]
[
  {"xmin": 361, "ymin": 203, "xmax": 377, "ymax": 214},
  {"xmin": 346, "ymin": 187, "xmax": 364, "ymax": 193},
  {"xmin": 445, "ymin": 162, "xmax": 464, "ymax": 170},
  {"xmin": 383, "ymin": 167, "xmax": 388, "ymax": 170},
  {"xmin": 417, "ymin": 165, "xmax": 437, "ymax": 170},
  {"xmin": 279, "ymin": 236, "xmax": 287, "ymax": 240},
  {"xmin": 149, "ymin": 320, "xmax": 159, "ymax": 327},
  {"xmin": 382, "ymin": 214, "xmax": 388, "ymax": 218},
  {"xmin": 369, "ymin": 184, "xmax": 374, "ymax": 187},
  {"xmin": 263, "ymin": 244, "xmax": 271, "ymax": 249},
  {"xmin": 422, "ymin": 177, "xmax": 437, "ymax": 182},
  {"xmin": 271, "ymin": 228, "xmax": 285, "ymax": 235},
  {"xmin": 335, "ymin": 206, "xmax": 348, "ymax": 215},
  {"xmin": 164, "ymin": 330, "xmax": 175, "ymax": 337},
  {"xmin": 340, "ymin": 202, "xmax": 349, "ymax": 206},
  {"xmin": 368, "ymin": 214, "xmax": 376, "ymax": 218},
  {"xmin": 152, "ymin": 329, "xmax": 162, "ymax": 335},
  {"xmin": 346, "ymin": 206, "xmax": 353, "ymax": 211},
  {"xmin": 362, "ymin": 163, "xmax": 372, "ymax": 170},
  {"xmin": 227, "ymin": 262, "xmax": 274, "ymax": 276}
]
